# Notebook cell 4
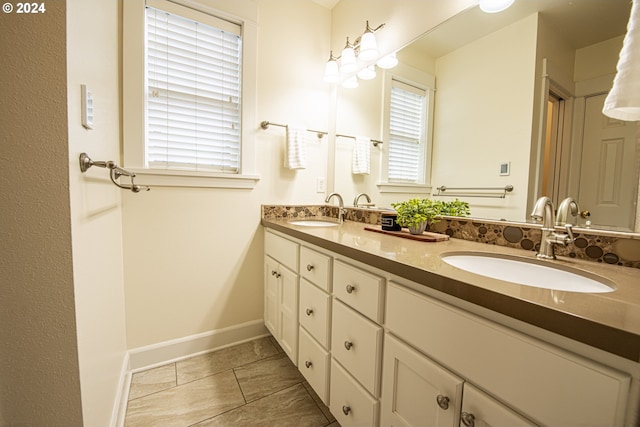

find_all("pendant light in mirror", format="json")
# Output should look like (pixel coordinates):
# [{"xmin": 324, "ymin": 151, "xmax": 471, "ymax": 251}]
[{"xmin": 479, "ymin": 0, "xmax": 515, "ymax": 13}]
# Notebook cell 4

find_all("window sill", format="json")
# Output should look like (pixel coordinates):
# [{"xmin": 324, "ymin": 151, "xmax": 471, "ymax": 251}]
[
  {"xmin": 377, "ymin": 182, "xmax": 432, "ymax": 194},
  {"xmin": 127, "ymin": 168, "xmax": 260, "ymax": 189}
]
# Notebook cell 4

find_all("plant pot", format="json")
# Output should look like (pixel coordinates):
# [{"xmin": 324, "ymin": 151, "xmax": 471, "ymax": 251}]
[{"xmin": 408, "ymin": 221, "xmax": 427, "ymax": 235}]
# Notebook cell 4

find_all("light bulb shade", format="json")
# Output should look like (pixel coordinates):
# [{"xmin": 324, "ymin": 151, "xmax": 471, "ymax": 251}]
[
  {"xmin": 358, "ymin": 32, "xmax": 379, "ymax": 61},
  {"xmin": 324, "ymin": 59, "xmax": 340, "ymax": 83},
  {"xmin": 603, "ymin": 0, "xmax": 640, "ymax": 121},
  {"xmin": 376, "ymin": 52, "xmax": 398, "ymax": 69},
  {"xmin": 340, "ymin": 46, "xmax": 357, "ymax": 73},
  {"xmin": 479, "ymin": 0, "xmax": 515, "ymax": 13},
  {"xmin": 357, "ymin": 65, "xmax": 376, "ymax": 80},
  {"xmin": 342, "ymin": 76, "xmax": 359, "ymax": 89}
]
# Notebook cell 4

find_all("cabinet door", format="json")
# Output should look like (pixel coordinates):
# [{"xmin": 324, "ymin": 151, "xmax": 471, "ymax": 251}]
[
  {"xmin": 460, "ymin": 384, "xmax": 537, "ymax": 427},
  {"xmin": 264, "ymin": 256, "xmax": 279, "ymax": 338},
  {"xmin": 279, "ymin": 264, "xmax": 299, "ymax": 365},
  {"xmin": 381, "ymin": 334, "xmax": 464, "ymax": 427}
]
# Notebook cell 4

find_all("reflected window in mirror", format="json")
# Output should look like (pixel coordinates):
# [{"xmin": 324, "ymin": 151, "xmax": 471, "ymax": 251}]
[{"xmin": 380, "ymin": 69, "xmax": 435, "ymax": 191}]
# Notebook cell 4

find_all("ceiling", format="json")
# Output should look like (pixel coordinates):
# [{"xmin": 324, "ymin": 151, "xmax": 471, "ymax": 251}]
[
  {"xmin": 409, "ymin": 0, "xmax": 632, "ymax": 58},
  {"xmin": 311, "ymin": 0, "xmax": 340, "ymax": 9}
]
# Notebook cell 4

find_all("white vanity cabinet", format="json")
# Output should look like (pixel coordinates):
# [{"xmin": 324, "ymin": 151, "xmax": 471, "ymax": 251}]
[
  {"xmin": 297, "ymin": 246, "xmax": 333, "ymax": 404},
  {"xmin": 381, "ymin": 333, "xmax": 536, "ymax": 427},
  {"xmin": 264, "ymin": 230, "xmax": 299, "ymax": 364},
  {"xmin": 384, "ymin": 281, "xmax": 631, "ymax": 427}
]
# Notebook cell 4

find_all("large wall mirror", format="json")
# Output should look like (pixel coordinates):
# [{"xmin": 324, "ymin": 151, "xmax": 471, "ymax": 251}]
[{"xmin": 333, "ymin": 0, "xmax": 639, "ymax": 235}]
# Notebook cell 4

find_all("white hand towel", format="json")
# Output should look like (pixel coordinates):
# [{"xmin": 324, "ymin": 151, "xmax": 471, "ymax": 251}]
[
  {"xmin": 603, "ymin": 0, "xmax": 640, "ymax": 121},
  {"xmin": 352, "ymin": 135, "xmax": 371, "ymax": 175},
  {"xmin": 284, "ymin": 125, "xmax": 307, "ymax": 169}
]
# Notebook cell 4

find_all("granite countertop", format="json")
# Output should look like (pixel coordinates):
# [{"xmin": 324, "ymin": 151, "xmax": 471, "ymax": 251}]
[{"xmin": 262, "ymin": 217, "xmax": 640, "ymax": 362}]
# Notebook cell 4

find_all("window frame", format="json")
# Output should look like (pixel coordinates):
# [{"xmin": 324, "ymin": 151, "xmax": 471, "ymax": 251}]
[
  {"xmin": 378, "ymin": 64, "xmax": 435, "ymax": 194},
  {"xmin": 123, "ymin": 0, "xmax": 259, "ymax": 189}
]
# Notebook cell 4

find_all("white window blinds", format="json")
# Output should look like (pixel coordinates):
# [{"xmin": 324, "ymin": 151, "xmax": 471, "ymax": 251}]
[
  {"xmin": 145, "ymin": 3, "xmax": 242, "ymax": 173},
  {"xmin": 388, "ymin": 80, "xmax": 427, "ymax": 182}
]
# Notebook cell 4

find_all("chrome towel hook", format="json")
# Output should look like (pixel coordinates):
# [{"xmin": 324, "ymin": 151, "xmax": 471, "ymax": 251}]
[{"xmin": 79, "ymin": 153, "xmax": 150, "ymax": 193}]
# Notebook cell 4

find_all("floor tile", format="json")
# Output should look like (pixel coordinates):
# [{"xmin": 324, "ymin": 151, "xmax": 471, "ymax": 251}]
[
  {"xmin": 176, "ymin": 337, "xmax": 278, "ymax": 385},
  {"xmin": 124, "ymin": 369, "xmax": 245, "ymax": 427},
  {"xmin": 303, "ymin": 381, "xmax": 335, "ymax": 423},
  {"xmin": 128, "ymin": 363, "xmax": 176, "ymax": 400},
  {"xmin": 193, "ymin": 383, "xmax": 329, "ymax": 427},
  {"xmin": 234, "ymin": 352, "xmax": 304, "ymax": 402}
]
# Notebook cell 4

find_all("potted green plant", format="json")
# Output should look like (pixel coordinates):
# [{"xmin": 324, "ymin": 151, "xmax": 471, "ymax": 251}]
[
  {"xmin": 391, "ymin": 198, "xmax": 442, "ymax": 234},
  {"xmin": 439, "ymin": 199, "xmax": 471, "ymax": 217}
]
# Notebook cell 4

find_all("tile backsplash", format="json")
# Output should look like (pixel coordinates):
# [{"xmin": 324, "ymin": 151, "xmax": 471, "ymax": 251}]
[{"xmin": 262, "ymin": 205, "xmax": 640, "ymax": 269}]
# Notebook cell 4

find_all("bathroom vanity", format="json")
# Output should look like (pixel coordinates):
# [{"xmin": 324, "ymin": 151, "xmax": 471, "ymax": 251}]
[{"xmin": 262, "ymin": 216, "xmax": 640, "ymax": 427}]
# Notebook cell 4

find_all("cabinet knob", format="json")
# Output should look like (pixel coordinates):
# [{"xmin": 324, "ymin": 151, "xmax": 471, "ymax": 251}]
[
  {"xmin": 306, "ymin": 264, "xmax": 314, "ymax": 271},
  {"xmin": 461, "ymin": 412, "xmax": 475, "ymax": 427},
  {"xmin": 305, "ymin": 308, "xmax": 314, "ymax": 316},
  {"xmin": 436, "ymin": 395, "xmax": 450, "ymax": 410},
  {"xmin": 344, "ymin": 340, "xmax": 354, "ymax": 350},
  {"xmin": 271, "ymin": 270, "xmax": 281, "ymax": 278},
  {"xmin": 342, "ymin": 405, "xmax": 351, "ymax": 416},
  {"xmin": 305, "ymin": 360, "xmax": 312, "ymax": 368},
  {"xmin": 346, "ymin": 284, "xmax": 356, "ymax": 294}
]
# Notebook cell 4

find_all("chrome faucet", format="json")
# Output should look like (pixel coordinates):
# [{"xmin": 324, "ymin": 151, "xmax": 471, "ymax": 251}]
[
  {"xmin": 353, "ymin": 193, "xmax": 373, "ymax": 208},
  {"xmin": 556, "ymin": 197, "xmax": 579, "ymax": 226},
  {"xmin": 325, "ymin": 192, "xmax": 347, "ymax": 223},
  {"xmin": 531, "ymin": 196, "xmax": 575, "ymax": 259}
]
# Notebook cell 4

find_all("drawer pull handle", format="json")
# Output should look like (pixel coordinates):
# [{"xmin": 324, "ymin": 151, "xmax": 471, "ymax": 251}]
[
  {"xmin": 305, "ymin": 308, "xmax": 314, "ymax": 316},
  {"xmin": 436, "ymin": 395, "xmax": 450, "ymax": 410},
  {"xmin": 461, "ymin": 412, "xmax": 475, "ymax": 427},
  {"xmin": 344, "ymin": 340, "xmax": 354, "ymax": 350},
  {"xmin": 346, "ymin": 284, "xmax": 356, "ymax": 294},
  {"xmin": 305, "ymin": 360, "xmax": 312, "ymax": 368},
  {"xmin": 306, "ymin": 264, "xmax": 314, "ymax": 271},
  {"xmin": 342, "ymin": 405, "xmax": 351, "ymax": 416}
]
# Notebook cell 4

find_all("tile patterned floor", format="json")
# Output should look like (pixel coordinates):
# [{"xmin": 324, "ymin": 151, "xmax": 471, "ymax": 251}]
[{"xmin": 124, "ymin": 336, "xmax": 339, "ymax": 427}]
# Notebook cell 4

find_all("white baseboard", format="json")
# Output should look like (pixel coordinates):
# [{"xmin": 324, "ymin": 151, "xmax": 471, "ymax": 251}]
[{"xmin": 127, "ymin": 319, "xmax": 269, "ymax": 371}]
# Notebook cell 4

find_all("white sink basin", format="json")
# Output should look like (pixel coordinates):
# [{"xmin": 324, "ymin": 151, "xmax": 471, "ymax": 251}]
[
  {"xmin": 289, "ymin": 219, "xmax": 339, "ymax": 227},
  {"xmin": 441, "ymin": 253, "xmax": 615, "ymax": 293}
]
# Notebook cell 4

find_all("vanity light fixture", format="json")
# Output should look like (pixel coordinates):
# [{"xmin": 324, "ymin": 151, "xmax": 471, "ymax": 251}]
[
  {"xmin": 340, "ymin": 38, "xmax": 358, "ymax": 74},
  {"xmin": 323, "ymin": 51, "xmax": 340, "ymax": 83},
  {"xmin": 357, "ymin": 65, "xmax": 377, "ymax": 80},
  {"xmin": 376, "ymin": 52, "xmax": 398, "ymax": 69},
  {"xmin": 358, "ymin": 21, "xmax": 380, "ymax": 61},
  {"xmin": 603, "ymin": 0, "xmax": 640, "ymax": 121},
  {"xmin": 323, "ymin": 20, "xmax": 390, "ymax": 87},
  {"xmin": 479, "ymin": 0, "xmax": 515, "ymax": 13}
]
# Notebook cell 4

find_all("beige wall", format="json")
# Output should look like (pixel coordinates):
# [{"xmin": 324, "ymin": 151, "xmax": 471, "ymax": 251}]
[
  {"xmin": 432, "ymin": 14, "xmax": 538, "ymax": 221},
  {"xmin": 122, "ymin": 0, "xmax": 332, "ymax": 349},
  {"xmin": 0, "ymin": 1, "xmax": 84, "ymax": 425},
  {"xmin": 66, "ymin": 0, "xmax": 129, "ymax": 425}
]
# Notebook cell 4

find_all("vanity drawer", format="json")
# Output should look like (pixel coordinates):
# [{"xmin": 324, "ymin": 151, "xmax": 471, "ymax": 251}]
[
  {"xmin": 298, "ymin": 327, "xmax": 330, "ymax": 405},
  {"xmin": 331, "ymin": 299, "xmax": 383, "ymax": 396},
  {"xmin": 300, "ymin": 246, "xmax": 332, "ymax": 292},
  {"xmin": 333, "ymin": 259, "xmax": 384, "ymax": 322},
  {"xmin": 265, "ymin": 230, "xmax": 298, "ymax": 272},
  {"xmin": 299, "ymin": 278, "xmax": 331, "ymax": 348},
  {"xmin": 330, "ymin": 358, "xmax": 379, "ymax": 427}
]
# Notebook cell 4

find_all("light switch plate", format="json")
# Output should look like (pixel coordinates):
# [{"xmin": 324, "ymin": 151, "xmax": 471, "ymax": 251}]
[
  {"xmin": 499, "ymin": 161, "xmax": 510, "ymax": 176},
  {"xmin": 81, "ymin": 84, "xmax": 94, "ymax": 130}
]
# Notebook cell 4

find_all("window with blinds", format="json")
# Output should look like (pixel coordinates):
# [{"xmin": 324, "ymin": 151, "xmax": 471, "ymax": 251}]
[
  {"xmin": 388, "ymin": 79, "xmax": 427, "ymax": 183},
  {"xmin": 145, "ymin": 4, "xmax": 242, "ymax": 173}
]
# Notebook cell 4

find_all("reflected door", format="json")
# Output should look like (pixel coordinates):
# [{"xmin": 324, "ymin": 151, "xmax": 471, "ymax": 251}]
[{"xmin": 578, "ymin": 93, "xmax": 638, "ymax": 230}]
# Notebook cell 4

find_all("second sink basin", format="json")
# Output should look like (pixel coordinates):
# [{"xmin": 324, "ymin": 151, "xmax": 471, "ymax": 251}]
[{"xmin": 441, "ymin": 252, "xmax": 615, "ymax": 293}]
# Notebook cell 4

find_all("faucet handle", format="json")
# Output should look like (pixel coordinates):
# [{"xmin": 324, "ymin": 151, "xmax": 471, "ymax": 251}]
[{"xmin": 565, "ymin": 224, "xmax": 575, "ymax": 242}]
